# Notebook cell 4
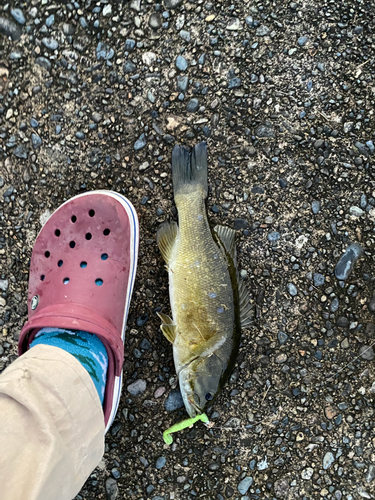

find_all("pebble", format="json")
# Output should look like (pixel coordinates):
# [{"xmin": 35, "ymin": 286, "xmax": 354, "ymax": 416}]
[
  {"xmin": 149, "ymin": 13, "xmax": 162, "ymax": 29},
  {"xmin": 96, "ymin": 42, "xmax": 114, "ymax": 60},
  {"xmin": 142, "ymin": 51, "xmax": 157, "ymax": 66},
  {"xmin": 134, "ymin": 134, "xmax": 147, "ymax": 151},
  {"xmin": 0, "ymin": 17, "xmax": 22, "ymax": 41},
  {"xmin": 298, "ymin": 36, "xmax": 308, "ymax": 46},
  {"xmin": 349, "ymin": 206, "xmax": 364, "ymax": 217},
  {"xmin": 10, "ymin": 8, "xmax": 26, "ymax": 25},
  {"xmin": 180, "ymin": 29, "xmax": 191, "ymax": 41},
  {"xmin": 155, "ymin": 456, "xmax": 166, "ymax": 469},
  {"xmin": 136, "ymin": 313, "xmax": 148, "ymax": 326},
  {"xmin": 186, "ymin": 98, "xmax": 199, "ymax": 113},
  {"xmin": 92, "ymin": 112, "xmax": 102, "ymax": 123},
  {"xmin": 177, "ymin": 75, "xmax": 188, "ymax": 93},
  {"xmin": 287, "ymin": 283, "xmax": 297, "ymax": 296},
  {"xmin": 335, "ymin": 243, "xmax": 363, "ymax": 280},
  {"xmin": 164, "ymin": 388, "xmax": 184, "ymax": 411},
  {"xmin": 176, "ymin": 55, "xmax": 188, "ymax": 71},
  {"xmin": 35, "ymin": 57, "xmax": 52, "ymax": 72},
  {"xmin": 323, "ymin": 452, "xmax": 335, "ymax": 469},
  {"xmin": 63, "ymin": 23, "xmax": 75, "ymax": 35},
  {"xmin": 238, "ymin": 477, "xmax": 253, "ymax": 495},
  {"xmin": 255, "ymin": 123, "xmax": 274, "ymax": 138},
  {"xmin": 267, "ymin": 231, "xmax": 280, "ymax": 242},
  {"xmin": 42, "ymin": 38, "xmax": 59, "ymax": 51},
  {"xmin": 256, "ymin": 25, "xmax": 270, "ymax": 36},
  {"xmin": 313, "ymin": 273, "xmax": 325, "ymax": 286},
  {"xmin": 124, "ymin": 39, "xmax": 135, "ymax": 51},
  {"xmin": 275, "ymin": 353, "xmax": 287, "ymax": 363},
  {"xmin": 127, "ymin": 379, "xmax": 146, "ymax": 396},
  {"xmin": 301, "ymin": 467, "xmax": 314, "ymax": 479},
  {"xmin": 330, "ymin": 297, "xmax": 339, "ymax": 313},
  {"xmin": 228, "ymin": 78, "xmax": 241, "ymax": 89},
  {"xmin": 368, "ymin": 293, "xmax": 375, "ymax": 313},
  {"xmin": 359, "ymin": 345, "xmax": 374, "ymax": 361},
  {"xmin": 154, "ymin": 386, "xmax": 166, "ymax": 398},
  {"xmin": 103, "ymin": 4, "xmax": 112, "ymax": 16},
  {"xmin": 0, "ymin": 279, "xmax": 9, "ymax": 292},
  {"xmin": 13, "ymin": 144, "xmax": 28, "ymax": 159},
  {"xmin": 75, "ymin": 132, "xmax": 85, "ymax": 140},
  {"xmin": 164, "ymin": 0, "xmax": 183, "ymax": 8},
  {"xmin": 30, "ymin": 118, "xmax": 38, "ymax": 128},
  {"xmin": 278, "ymin": 332, "xmax": 288, "ymax": 345},
  {"xmin": 105, "ymin": 478, "xmax": 119, "ymax": 500},
  {"xmin": 366, "ymin": 464, "xmax": 375, "ymax": 483},
  {"xmin": 227, "ymin": 18, "xmax": 241, "ymax": 30},
  {"xmin": 312, "ymin": 200, "xmax": 321, "ymax": 214},
  {"xmin": 45, "ymin": 14, "xmax": 55, "ymax": 27},
  {"xmin": 31, "ymin": 133, "xmax": 42, "ymax": 149}
]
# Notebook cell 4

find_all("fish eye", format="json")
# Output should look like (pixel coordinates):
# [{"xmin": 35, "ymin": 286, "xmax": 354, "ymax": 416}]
[{"xmin": 205, "ymin": 393, "xmax": 213, "ymax": 401}]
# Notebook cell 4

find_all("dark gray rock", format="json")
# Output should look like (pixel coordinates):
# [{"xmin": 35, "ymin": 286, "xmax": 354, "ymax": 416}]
[
  {"xmin": 267, "ymin": 231, "xmax": 280, "ymax": 242},
  {"xmin": 164, "ymin": 388, "xmax": 184, "ymax": 411},
  {"xmin": 238, "ymin": 477, "xmax": 253, "ymax": 495},
  {"xmin": 0, "ymin": 17, "xmax": 22, "ymax": 40},
  {"xmin": 35, "ymin": 57, "xmax": 52, "ymax": 72},
  {"xmin": 42, "ymin": 38, "xmax": 58, "ymax": 50},
  {"xmin": 278, "ymin": 332, "xmax": 288, "ymax": 345},
  {"xmin": 13, "ymin": 144, "xmax": 28, "ymax": 159},
  {"xmin": 313, "ymin": 273, "xmax": 325, "ymax": 286},
  {"xmin": 105, "ymin": 478, "xmax": 119, "ymax": 500},
  {"xmin": 75, "ymin": 131, "xmax": 85, "ymax": 140},
  {"xmin": 337, "ymin": 317, "xmax": 349, "ymax": 328},
  {"xmin": 164, "ymin": 0, "xmax": 183, "ymax": 9},
  {"xmin": 31, "ymin": 133, "xmax": 42, "ymax": 149},
  {"xmin": 298, "ymin": 36, "xmax": 308, "ymax": 46},
  {"xmin": 233, "ymin": 219, "xmax": 248, "ymax": 230},
  {"xmin": 312, "ymin": 200, "xmax": 321, "ymax": 214},
  {"xmin": 96, "ymin": 42, "xmax": 114, "ymax": 60},
  {"xmin": 335, "ymin": 243, "xmax": 364, "ymax": 280},
  {"xmin": 156, "ymin": 456, "xmax": 166, "ymax": 469},
  {"xmin": 124, "ymin": 61, "xmax": 136, "ymax": 73},
  {"xmin": 256, "ymin": 25, "xmax": 270, "ymax": 36},
  {"xmin": 176, "ymin": 55, "xmax": 188, "ymax": 71},
  {"xmin": 186, "ymin": 98, "xmax": 199, "ymax": 112},
  {"xmin": 255, "ymin": 123, "xmax": 275, "ymax": 138},
  {"xmin": 330, "ymin": 297, "xmax": 339, "ymax": 313},
  {"xmin": 177, "ymin": 75, "xmax": 188, "ymax": 93},
  {"xmin": 287, "ymin": 283, "xmax": 298, "ymax": 296},
  {"xmin": 124, "ymin": 39, "xmax": 136, "ymax": 51},
  {"xmin": 359, "ymin": 345, "xmax": 374, "ymax": 361},
  {"xmin": 134, "ymin": 134, "xmax": 147, "ymax": 151},
  {"xmin": 63, "ymin": 23, "xmax": 75, "ymax": 35},
  {"xmin": 127, "ymin": 379, "xmax": 146, "ymax": 396},
  {"xmin": 228, "ymin": 78, "xmax": 241, "ymax": 89},
  {"xmin": 149, "ymin": 13, "xmax": 162, "ymax": 29}
]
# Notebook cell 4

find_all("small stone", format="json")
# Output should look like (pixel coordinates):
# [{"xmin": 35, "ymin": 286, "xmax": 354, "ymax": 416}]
[
  {"xmin": 0, "ymin": 279, "xmax": 9, "ymax": 291},
  {"xmin": 335, "ymin": 243, "xmax": 363, "ymax": 280},
  {"xmin": 30, "ymin": 118, "xmax": 39, "ymax": 128},
  {"xmin": 186, "ymin": 98, "xmax": 199, "ymax": 113},
  {"xmin": 10, "ymin": 8, "xmax": 26, "ymax": 25},
  {"xmin": 301, "ymin": 467, "xmax": 314, "ymax": 480},
  {"xmin": 330, "ymin": 297, "xmax": 339, "ymax": 313},
  {"xmin": 177, "ymin": 75, "xmax": 188, "ymax": 93},
  {"xmin": 343, "ymin": 122, "xmax": 353, "ymax": 133},
  {"xmin": 130, "ymin": 0, "xmax": 141, "ymax": 11},
  {"xmin": 96, "ymin": 42, "xmax": 114, "ymax": 60},
  {"xmin": 164, "ymin": 388, "xmax": 184, "ymax": 411},
  {"xmin": 350, "ymin": 206, "xmax": 364, "ymax": 217},
  {"xmin": 105, "ymin": 478, "xmax": 119, "ymax": 500},
  {"xmin": 275, "ymin": 353, "xmax": 288, "ymax": 363},
  {"xmin": 312, "ymin": 200, "xmax": 321, "ymax": 214},
  {"xmin": 42, "ymin": 38, "xmax": 59, "ymax": 51},
  {"xmin": 313, "ymin": 273, "xmax": 325, "ymax": 287},
  {"xmin": 127, "ymin": 379, "xmax": 147, "ymax": 396},
  {"xmin": 256, "ymin": 25, "xmax": 270, "ymax": 36},
  {"xmin": 149, "ymin": 13, "xmax": 162, "ymax": 29},
  {"xmin": 124, "ymin": 39, "xmax": 136, "ymax": 51},
  {"xmin": 255, "ymin": 123, "xmax": 274, "ymax": 138},
  {"xmin": 228, "ymin": 78, "xmax": 241, "ymax": 89},
  {"xmin": 154, "ymin": 387, "xmax": 166, "ymax": 398},
  {"xmin": 176, "ymin": 55, "xmax": 188, "ymax": 71},
  {"xmin": 298, "ymin": 36, "xmax": 308, "ymax": 46},
  {"xmin": 134, "ymin": 134, "xmax": 147, "ymax": 151},
  {"xmin": 31, "ymin": 133, "xmax": 42, "ymax": 149},
  {"xmin": 278, "ymin": 332, "xmax": 288, "ymax": 345},
  {"xmin": 13, "ymin": 144, "xmax": 28, "ymax": 159},
  {"xmin": 45, "ymin": 14, "xmax": 55, "ymax": 27},
  {"xmin": 359, "ymin": 345, "xmax": 375, "ymax": 361},
  {"xmin": 368, "ymin": 293, "xmax": 375, "ymax": 313},
  {"xmin": 0, "ymin": 17, "xmax": 22, "ymax": 41},
  {"xmin": 103, "ymin": 4, "xmax": 112, "ymax": 16},
  {"xmin": 238, "ymin": 477, "xmax": 253, "ymax": 495},
  {"xmin": 233, "ymin": 219, "xmax": 248, "ymax": 230},
  {"xmin": 75, "ymin": 131, "xmax": 85, "ymax": 140},
  {"xmin": 124, "ymin": 61, "xmax": 136, "ymax": 73},
  {"xmin": 156, "ymin": 456, "xmax": 166, "ymax": 469},
  {"xmin": 366, "ymin": 464, "xmax": 375, "ymax": 483},
  {"xmin": 337, "ymin": 316, "xmax": 349, "ymax": 328},
  {"xmin": 142, "ymin": 51, "xmax": 157, "ymax": 66},
  {"xmin": 267, "ymin": 231, "xmax": 280, "ymax": 242},
  {"xmin": 180, "ymin": 29, "xmax": 191, "ymax": 41},
  {"xmin": 164, "ymin": 0, "xmax": 183, "ymax": 9},
  {"xmin": 323, "ymin": 452, "xmax": 335, "ymax": 470},
  {"xmin": 35, "ymin": 57, "xmax": 52, "ymax": 72},
  {"xmin": 63, "ymin": 23, "xmax": 75, "ymax": 35},
  {"xmin": 227, "ymin": 18, "xmax": 241, "ymax": 30},
  {"xmin": 92, "ymin": 112, "xmax": 102, "ymax": 123},
  {"xmin": 287, "ymin": 283, "xmax": 297, "ymax": 296}
]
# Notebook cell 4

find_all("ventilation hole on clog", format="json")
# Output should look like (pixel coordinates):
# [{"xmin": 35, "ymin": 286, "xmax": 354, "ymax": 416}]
[
  {"xmin": 85, "ymin": 232, "xmax": 92, "ymax": 240},
  {"xmin": 80, "ymin": 261, "xmax": 87, "ymax": 268},
  {"xmin": 89, "ymin": 209, "xmax": 95, "ymax": 217},
  {"xmin": 45, "ymin": 251, "xmax": 50, "ymax": 258},
  {"xmin": 40, "ymin": 275, "xmax": 45, "ymax": 281},
  {"xmin": 71, "ymin": 215, "xmax": 77, "ymax": 223},
  {"xmin": 95, "ymin": 278, "xmax": 103, "ymax": 286},
  {"xmin": 55, "ymin": 229, "xmax": 61, "ymax": 237},
  {"xmin": 69, "ymin": 241, "xmax": 76, "ymax": 248},
  {"xmin": 58, "ymin": 260, "xmax": 63, "ymax": 267},
  {"xmin": 103, "ymin": 228, "xmax": 110, "ymax": 236},
  {"xmin": 101, "ymin": 253, "xmax": 108, "ymax": 260},
  {"xmin": 63, "ymin": 277, "xmax": 70, "ymax": 284}
]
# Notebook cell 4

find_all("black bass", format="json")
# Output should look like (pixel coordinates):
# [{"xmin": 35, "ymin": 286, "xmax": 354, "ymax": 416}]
[{"xmin": 157, "ymin": 142, "xmax": 252, "ymax": 418}]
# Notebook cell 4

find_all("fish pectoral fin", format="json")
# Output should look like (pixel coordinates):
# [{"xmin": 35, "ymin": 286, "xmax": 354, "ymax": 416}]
[
  {"xmin": 157, "ymin": 312, "xmax": 174, "ymax": 325},
  {"xmin": 156, "ymin": 221, "xmax": 179, "ymax": 265},
  {"xmin": 160, "ymin": 323, "xmax": 177, "ymax": 343},
  {"xmin": 214, "ymin": 225, "xmax": 237, "ymax": 265},
  {"xmin": 238, "ymin": 277, "xmax": 253, "ymax": 328}
]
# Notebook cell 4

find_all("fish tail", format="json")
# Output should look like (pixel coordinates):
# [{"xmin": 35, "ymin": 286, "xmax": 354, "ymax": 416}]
[{"xmin": 172, "ymin": 142, "xmax": 208, "ymax": 199}]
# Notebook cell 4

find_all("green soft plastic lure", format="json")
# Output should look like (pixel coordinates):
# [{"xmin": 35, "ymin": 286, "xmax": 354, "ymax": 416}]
[{"xmin": 163, "ymin": 413, "xmax": 209, "ymax": 445}]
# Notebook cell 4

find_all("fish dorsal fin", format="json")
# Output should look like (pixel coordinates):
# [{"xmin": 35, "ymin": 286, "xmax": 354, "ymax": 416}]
[
  {"xmin": 156, "ymin": 221, "xmax": 179, "ymax": 265},
  {"xmin": 157, "ymin": 312, "xmax": 177, "ymax": 343},
  {"xmin": 238, "ymin": 277, "xmax": 253, "ymax": 328},
  {"xmin": 214, "ymin": 225, "xmax": 237, "ymax": 264}
]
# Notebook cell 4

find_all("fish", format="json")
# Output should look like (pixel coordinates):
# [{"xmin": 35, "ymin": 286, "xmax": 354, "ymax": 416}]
[{"xmin": 157, "ymin": 142, "xmax": 252, "ymax": 418}]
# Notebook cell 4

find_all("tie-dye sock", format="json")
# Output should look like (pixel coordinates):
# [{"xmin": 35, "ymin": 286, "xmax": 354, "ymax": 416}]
[{"xmin": 30, "ymin": 328, "xmax": 108, "ymax": 404}]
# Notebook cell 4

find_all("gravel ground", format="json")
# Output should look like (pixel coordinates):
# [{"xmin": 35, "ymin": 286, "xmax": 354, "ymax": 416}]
[{"xmin": 1, "ymin": 1, "xmax": 375, "ymax": 499}]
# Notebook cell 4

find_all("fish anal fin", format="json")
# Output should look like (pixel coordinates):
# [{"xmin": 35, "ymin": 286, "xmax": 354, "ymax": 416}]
[
  {"xmin": 160, "ymin": 323, "xmax": 177, "ymax": 343},
  {"xmin": 238, "ymin": 278, "xmax": 253, "ymax": 328},
  {"xmin": 214, "ymin": 225, "xmax": 237, "ymax": 264},
  {"xmin": 156, "ymin": 221, "xmax": 179, "ymax": 265}
]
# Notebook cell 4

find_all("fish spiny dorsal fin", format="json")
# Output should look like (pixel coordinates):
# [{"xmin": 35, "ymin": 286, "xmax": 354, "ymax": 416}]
[
  {"xmin": 238, "ymin": 277, "xmax": 253, "ymax": 328},
  {"xmin": 157, "ymin": 312, "xmax": 177, "ymax": 343},
  {"xmin": 156, "ymin": 221, "xmax": 179, "ymax": 265},
  {"xmin": 214, "ymin": 225, "xmax": 237, "ymax": 265}
]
